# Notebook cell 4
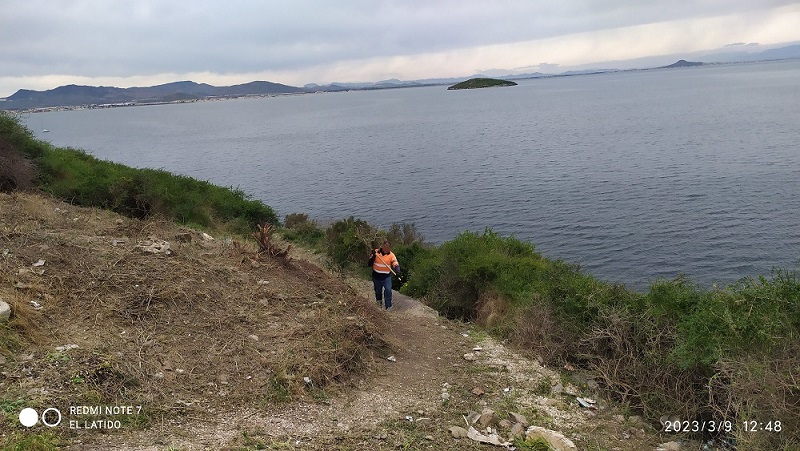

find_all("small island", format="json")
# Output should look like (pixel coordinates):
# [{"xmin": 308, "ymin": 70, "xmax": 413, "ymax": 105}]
[
  {"xmin": 660, "ymin": 59, "xmax": 704, "ymax": 68},
  {"xmin": 447, "ymin": 78, "xmax": 518, "ymax": 90}
]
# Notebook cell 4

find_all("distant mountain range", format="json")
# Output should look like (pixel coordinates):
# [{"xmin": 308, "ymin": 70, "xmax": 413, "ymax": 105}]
[
  {"xmin": 2, "ymin": 43, "xmax": 798, "ymax": 111},
  {"xmin": 1, "ymin": 80, "xmax": 304, "ymax": 110}
]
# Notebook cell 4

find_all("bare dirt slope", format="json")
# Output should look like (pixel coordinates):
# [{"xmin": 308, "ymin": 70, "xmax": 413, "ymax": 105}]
[{"xmin": 1, "ymin": 192, "xmax": 674, "ymax": 450}]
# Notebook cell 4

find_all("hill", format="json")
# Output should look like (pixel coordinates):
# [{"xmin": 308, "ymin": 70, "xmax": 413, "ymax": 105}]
[
  {"xmin": 448, "ymin": 78, "xmax": 518, "ymax": 90},
  {"xmin": 659, "ymin": 60, "xmax": 704, "ymax": 68},
  {"xmin": 0, "ymin": 192, "xmax": 678, "ymax": 450},
  {"xmin": 2, "ymin": 80, "xmax": 305, "ymax": 110}
]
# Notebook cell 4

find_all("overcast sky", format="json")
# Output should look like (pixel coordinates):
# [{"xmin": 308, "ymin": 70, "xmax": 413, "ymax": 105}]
[{"xmin": 2, "ymin": 0, "xmax": 800, "ymax": 97}]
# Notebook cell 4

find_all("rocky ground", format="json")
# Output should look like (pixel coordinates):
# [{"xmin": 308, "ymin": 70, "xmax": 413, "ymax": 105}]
[{"xmin": 0, "ymin": 192, "xmax": 695, "ymax": 450}]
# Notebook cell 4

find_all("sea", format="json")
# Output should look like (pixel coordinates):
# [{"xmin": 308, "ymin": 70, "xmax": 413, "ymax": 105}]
[{"xmin": 23, "ymin": 60, "xmax": 800, "ymax": 291}]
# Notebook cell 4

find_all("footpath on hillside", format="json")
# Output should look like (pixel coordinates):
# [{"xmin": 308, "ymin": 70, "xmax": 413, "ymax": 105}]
[{"xmin": 112, "ymin": 294, "xmax": 673, "ymax": 450}]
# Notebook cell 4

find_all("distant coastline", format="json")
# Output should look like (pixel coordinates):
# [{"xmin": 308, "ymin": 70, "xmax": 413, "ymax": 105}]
[{"xmin": 4, "ymin": 52, "xmax": 799, "ymax": 112}]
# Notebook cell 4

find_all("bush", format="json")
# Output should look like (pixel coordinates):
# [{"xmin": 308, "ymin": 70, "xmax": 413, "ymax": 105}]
[
  {"xmin": 325, "ymin": 217, "xmax": 376, "ymax": 269},
  {"xmin": 387, "ymin": 222, "xmax": 424, "ymax": 246},
  {"xmin": 0, "ymin": 113, "xmax": 49, "ymax": 160},
  {"xmin": 0, "ymin": 137, "xmax": 37, "ymax": 192},
  {"xmin": 402, "ymin": 229, "xmax": 546, "ymax": 319},
  {"xmin": 0, "ymin": 112, "xmax": 278, "ymax": 233},
  {"xmin": 401, "ymin": 226, "xmax": 799, "ymax": 448},
  {"xmin": 282, "ymin": 213, "xmax": 325, "ymax": 247}
]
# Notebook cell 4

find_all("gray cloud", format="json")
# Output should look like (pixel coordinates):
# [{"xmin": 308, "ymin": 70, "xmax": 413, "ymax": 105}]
[{"xmin": 1, "ymin": 0, "xmax": 799, "ymax": 92}]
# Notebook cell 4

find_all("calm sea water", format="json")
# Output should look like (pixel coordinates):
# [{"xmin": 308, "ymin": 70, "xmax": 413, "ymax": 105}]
[{"xmin": 25, "ymin": 60, "xmax": 800, "ymax": 290}]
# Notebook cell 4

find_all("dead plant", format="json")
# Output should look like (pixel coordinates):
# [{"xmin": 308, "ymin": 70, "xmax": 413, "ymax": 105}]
[{"xmin": 252, "ymin": 223, "xmax": 291, "ymax": 263}]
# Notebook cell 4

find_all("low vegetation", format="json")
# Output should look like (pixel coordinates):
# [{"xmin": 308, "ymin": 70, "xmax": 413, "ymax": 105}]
[
  {"xmin": 285, "ymin": 216, "xmax": 799, "ymax": 449},
  {"xmin": 400, "ymin": 230, "xmax": 800, "ymax": 450},
  {"xmin": 0, "ymin": 113, "xmax": 277, "ymax": 233}
]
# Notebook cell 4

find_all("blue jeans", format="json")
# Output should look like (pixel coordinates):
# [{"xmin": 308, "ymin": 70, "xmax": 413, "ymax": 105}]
[{"xmin": 372, "ymin": 274, "xmax": 393, "ymax": 309}]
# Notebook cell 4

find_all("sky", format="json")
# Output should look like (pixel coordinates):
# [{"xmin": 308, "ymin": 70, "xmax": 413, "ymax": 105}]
[{"xmin": 2, "ymin": 0, "xmax": 800, "ymax": 97}]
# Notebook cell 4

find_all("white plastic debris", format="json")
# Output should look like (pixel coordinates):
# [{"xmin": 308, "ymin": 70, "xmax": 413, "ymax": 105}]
[
  {"xmin": 303, "ymin": 376, "xmax": 312, "ymax": 384},
  {"xmin": 387, "ymin": 355, "xmax": 397, "ymax": 362},
  {"xmin": 32, "ymin": 259, "xmax": 45, "ymax": 267},
  {"xmin": 576, "ymin": 397, "xmax": 597, "ymax": 409}
]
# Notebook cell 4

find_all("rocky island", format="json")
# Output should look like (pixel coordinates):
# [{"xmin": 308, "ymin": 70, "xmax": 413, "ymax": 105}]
[{"xmin": 448, "ymin": 78, "xmax": 517, "ymax": 90}]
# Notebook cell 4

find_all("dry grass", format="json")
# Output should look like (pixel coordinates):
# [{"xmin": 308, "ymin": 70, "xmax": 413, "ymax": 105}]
[
  {"xmin": 0, "ymin": 192, "xmax": 388, "ymax": 438},
  {"xmin": 0, "ymin": 138, "xmax": 37, "ymax": 193},
  {"xmin": 709, "ymin": 343, "xmax": 800, "ymax": 450}
]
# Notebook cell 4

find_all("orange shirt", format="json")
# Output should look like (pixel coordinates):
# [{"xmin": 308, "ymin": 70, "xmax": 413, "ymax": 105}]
[{"xmin": 372, "ymin": 249, "xmax": 398, "ymax": 274}]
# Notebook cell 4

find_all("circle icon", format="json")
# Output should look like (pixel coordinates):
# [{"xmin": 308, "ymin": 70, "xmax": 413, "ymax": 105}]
[
  {"xmin": 41, "ymin": 408, "xmax": 62, "ymax": 427},
  {"xmin": 19, "ymin": 408, "xmax": 38, "ymax": 427}
]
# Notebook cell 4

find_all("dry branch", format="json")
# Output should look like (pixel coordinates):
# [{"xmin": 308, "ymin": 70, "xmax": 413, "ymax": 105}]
[{"xmin": 252, "ymin": 223, "xmax": 291, "ymax": 262}]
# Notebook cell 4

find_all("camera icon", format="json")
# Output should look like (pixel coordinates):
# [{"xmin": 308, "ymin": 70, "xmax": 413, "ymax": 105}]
[{"xmin": 19, "ymin": 407, "xmax": 62, "ymax": 427}]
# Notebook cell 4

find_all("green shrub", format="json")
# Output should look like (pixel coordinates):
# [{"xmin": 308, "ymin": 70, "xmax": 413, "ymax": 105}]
[
  {"xmin": 387, "ymin": 222, "xmax": 424, "ymax": 246},
  {"xmin": 324, "ymin": 217, "xmax": 375, "ymax": 269},
  {"xmin": 282, "ymin": 213, "xmax": 325, "ymax": 247},
  {"xmin": 0, "ymin": 113, "xmax": 49, "ymax": 160},
  {"xmin": 402, "ymin": 229, "xmax": 547, "ymax": 319},
  {"xmin": 1, "ymin": 114, "xmax": 277, "ymax": 232}
]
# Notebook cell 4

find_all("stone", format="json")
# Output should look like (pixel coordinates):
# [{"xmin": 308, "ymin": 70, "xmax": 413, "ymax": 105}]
[
  {"xmin": 449, "ymin": 426, "xmax": 468, "ymax": 439},
  {"xmin": 498, "ymin": 419, "xmax": 512, "ymax": 429},
  {"xmin": 471, "ymin": 387, "xmax": 485, "ymax": 396},
  {"xmin": 136, "ymin": 239, "xmax": 171, "ymax": 255},
  {"xmin": 525, "ymin": 426, "xmax": 577, "ymax": 450},
  {"xmin": 510, "ymin": 422, "xmax": 525, "ymax": 438},
  {"xmin": 551, "ymin": 383, "xmax": 564, "ymax": 394},
  {"xmin": 478, "ymin": 408, "xmax": 499, "ymax": 427},
  {"xmin": 658, "ymin": 442, "xmax": 681, "ymax": 451},
  {"xmin": 0, "ymin": 300, "xmax": 10, "ymax": 322},
  {"xmin": 509, "ymin": 412, "xmax": 528, "ymax": 426},
  {"xmin": 466, "ymin": 426, "xmax": 511, "ymax": 447},
  {"xmin": 463, "ymin": 352, "xmax": 477, "ymax": 361}
]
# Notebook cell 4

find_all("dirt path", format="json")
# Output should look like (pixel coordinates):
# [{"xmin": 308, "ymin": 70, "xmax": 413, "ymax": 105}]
[{"xmin": 102, "ymin": 289, "xmax": 668, "ymax": 450}]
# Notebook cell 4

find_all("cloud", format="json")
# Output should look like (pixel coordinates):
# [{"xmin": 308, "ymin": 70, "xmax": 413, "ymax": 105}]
[{"xmin": 1, "ymin": 0, "xmax": 800, "ymax": 96}]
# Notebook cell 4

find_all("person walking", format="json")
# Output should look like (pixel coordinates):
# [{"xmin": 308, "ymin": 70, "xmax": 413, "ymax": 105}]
[{"xmin": 368, "ymin": 239, "xmax": 401, "ymax": 310}]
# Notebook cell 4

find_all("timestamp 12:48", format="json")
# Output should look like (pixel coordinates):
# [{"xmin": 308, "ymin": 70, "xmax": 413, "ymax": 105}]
[{"xmin": 664, "ymin": 420, "xmax": 782, "ymax": 433}]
